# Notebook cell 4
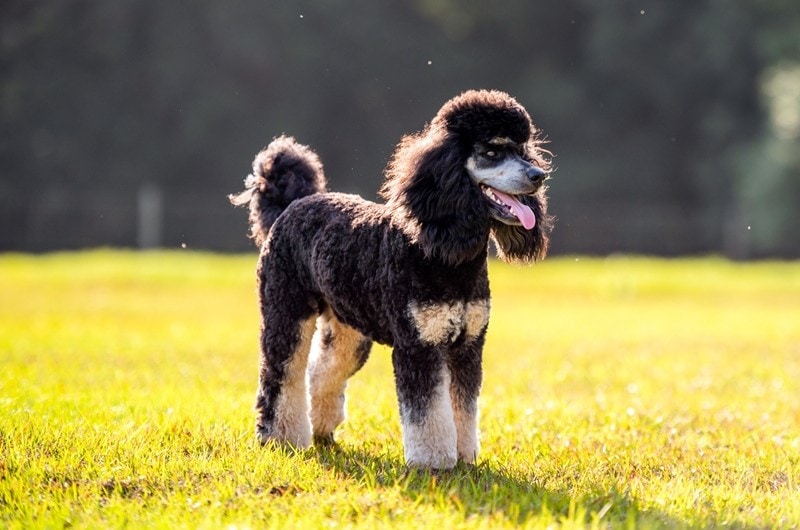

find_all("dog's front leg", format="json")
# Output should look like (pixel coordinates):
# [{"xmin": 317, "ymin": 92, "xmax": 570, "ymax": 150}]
[
  {"xmin": 447, "ymin": 333, "xmax": 484, "ymax": 465},
  {"xmin": 392, "ymin": 343, "xmax": 458, "ymax": 469}
]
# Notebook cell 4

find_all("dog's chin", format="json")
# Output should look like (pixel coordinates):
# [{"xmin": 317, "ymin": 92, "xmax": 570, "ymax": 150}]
[{"xmin": 488, "ymin": 207, "xmax": 524, "ymax": 227}]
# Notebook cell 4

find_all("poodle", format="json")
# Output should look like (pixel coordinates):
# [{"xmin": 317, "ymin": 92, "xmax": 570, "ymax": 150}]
[{"xmin": 229, "ymin": 89, "xmax": 553, "ymax": 469}]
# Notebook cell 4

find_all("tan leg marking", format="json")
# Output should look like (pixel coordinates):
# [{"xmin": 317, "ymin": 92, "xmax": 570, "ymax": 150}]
[
  {"xmin": 451, "ymin": 395, "xmax": 480, "ymax": 464},
  {"xmin": 308, "ymin": 309, "xmax": 367, "ymax": 441},
  {"xmin": 464, "ymin": 299, "xmax": 490, "ymax": 342}
]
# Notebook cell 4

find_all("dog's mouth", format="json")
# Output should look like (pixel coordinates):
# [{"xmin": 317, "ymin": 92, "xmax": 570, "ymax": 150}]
[{"xmin": 481, "ymin": 185, "xmax": 536, "ymax": 230}]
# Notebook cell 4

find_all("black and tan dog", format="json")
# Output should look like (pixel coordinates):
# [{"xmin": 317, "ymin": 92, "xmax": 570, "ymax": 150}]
[{"xmin": 230, "ymin": 90, "xmax": 553, "ymax": 469}]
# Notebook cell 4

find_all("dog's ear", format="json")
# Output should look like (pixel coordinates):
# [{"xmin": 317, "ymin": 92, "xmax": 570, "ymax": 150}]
[
  {"xmin": 382, "ymin": 133, "xmax": 491, "ymax": 266},
  {"xmin": 491, "ymin": 190, "xmax": 553, "ymax": 263}
]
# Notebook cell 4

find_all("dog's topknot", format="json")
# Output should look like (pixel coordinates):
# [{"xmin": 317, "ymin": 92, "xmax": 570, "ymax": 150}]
[{"xmin": 432, "ymin": 90, "xmax": 532, "ymax": 145}]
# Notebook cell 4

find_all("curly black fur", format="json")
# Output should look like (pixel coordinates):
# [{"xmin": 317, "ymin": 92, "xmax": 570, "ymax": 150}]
[
  {"xmin": 229, "ymin": 135, "xmax": 326, "ymax": 247},
  {"xmin": 230, "ymin": 90, "xmax": 554, "ymax": 469}
]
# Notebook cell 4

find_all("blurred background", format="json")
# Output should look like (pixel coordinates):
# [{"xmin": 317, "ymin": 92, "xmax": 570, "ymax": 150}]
[{"xmin": 1, "ymin": 0, "xmax": 798, "ymax": 257}]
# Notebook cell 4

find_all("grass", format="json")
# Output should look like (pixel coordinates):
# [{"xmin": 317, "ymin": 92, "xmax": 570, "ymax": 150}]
[{"xmin": 1, "ymin": 250, "xmax": 799, "ymax": 529}]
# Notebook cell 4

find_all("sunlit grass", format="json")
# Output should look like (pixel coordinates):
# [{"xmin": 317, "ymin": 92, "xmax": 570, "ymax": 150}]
[{"xmin": 1, "ymin": 250, "xmax": 799, "ymax": 528}]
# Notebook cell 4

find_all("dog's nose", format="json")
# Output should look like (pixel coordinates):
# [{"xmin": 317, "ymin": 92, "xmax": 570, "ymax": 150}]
[{"xmin": 526, "ymin": 165, "xmax": 547, "ymax": 184}]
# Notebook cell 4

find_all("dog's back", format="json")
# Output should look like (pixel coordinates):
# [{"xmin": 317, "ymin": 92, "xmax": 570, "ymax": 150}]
[{"xmin": 229, "ymin": 135, "xmax": 327, "ymax": 247}]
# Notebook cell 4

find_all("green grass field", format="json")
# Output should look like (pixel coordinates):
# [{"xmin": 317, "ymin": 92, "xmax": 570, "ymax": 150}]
[{"xmin": 1, "ymin": 251, "xmax": 799, "ymax": 529}]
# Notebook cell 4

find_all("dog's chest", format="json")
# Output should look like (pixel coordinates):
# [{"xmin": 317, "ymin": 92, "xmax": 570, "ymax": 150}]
[{"xmin": 407, "ymin": 299, "xmax": 490, "ymax": 345}]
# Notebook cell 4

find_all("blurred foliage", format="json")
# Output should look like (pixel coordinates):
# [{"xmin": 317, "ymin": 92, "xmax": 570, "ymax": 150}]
[{"xmin": 1, "ymin": 0, "xmax": 798, "ymax": 255}]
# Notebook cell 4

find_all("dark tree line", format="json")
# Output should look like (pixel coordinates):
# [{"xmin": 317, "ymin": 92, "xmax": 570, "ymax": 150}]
[{"xmin": 1, "ymin": 0, "xmax": 798, "ymax": 256}]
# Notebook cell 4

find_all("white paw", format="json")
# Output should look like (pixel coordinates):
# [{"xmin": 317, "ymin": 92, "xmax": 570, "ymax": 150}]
[
  {"xmin": 405, "ymin": 446, "xmax": 458, "ymax": 470},
  {"xmin": 256, "ymin": 419, "xmax": 312, "ymax": 449}
]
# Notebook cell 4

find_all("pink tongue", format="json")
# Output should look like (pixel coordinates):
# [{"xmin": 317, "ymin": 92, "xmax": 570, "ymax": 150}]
[{"xmin": 491, "ymin": 189, "xmax": 536, "ymax": 230}]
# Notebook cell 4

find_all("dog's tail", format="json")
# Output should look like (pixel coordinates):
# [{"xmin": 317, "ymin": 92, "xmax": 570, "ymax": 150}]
[{"xmin": 229, "ymin": 135, "xmax": 327, "ymax": 247}]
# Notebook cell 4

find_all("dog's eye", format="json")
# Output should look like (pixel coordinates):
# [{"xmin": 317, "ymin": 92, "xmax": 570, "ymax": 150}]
[{"xmin": 484, "ymin": 150, "xmax": 499, "ymax": 159}]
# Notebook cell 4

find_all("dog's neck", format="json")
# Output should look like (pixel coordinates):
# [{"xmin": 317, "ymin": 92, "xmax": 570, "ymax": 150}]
[{"xmin": 388, "ymin": 202, "xmax": 492, "ymax": 267}]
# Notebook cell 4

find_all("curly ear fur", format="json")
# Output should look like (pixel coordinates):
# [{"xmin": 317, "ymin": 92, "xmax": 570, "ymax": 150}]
[
  {"xmin": 229, "ymin": 135, "xmax": 326, "ymax": 247},
  {"xmin": 381, "ymin": 131, "xmax": 492, "ymax": 266}
]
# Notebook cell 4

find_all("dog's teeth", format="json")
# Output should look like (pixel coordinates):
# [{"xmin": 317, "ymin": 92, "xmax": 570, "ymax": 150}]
[
  {"xmin": 483, "ymin": 187, "xmax": 521, "ymax": 218},
  {"xmin": 483, "ymin": 187, "xmax": 512, "ymax": 211},
  {"xmin": 483, "ymin": 188, "xmax": 500, "ymax": 203}
]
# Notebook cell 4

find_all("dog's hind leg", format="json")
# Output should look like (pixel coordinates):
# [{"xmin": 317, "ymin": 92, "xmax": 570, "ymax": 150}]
[
  {"xmin": 308, "ymin": 308, "xmax": 372, "ymax": 445},
  {"xmin": 255, "ymin": 311, "xmax": 316, "ymax": 448},
  {"xmin": 254, "ymin": 251, "xmax": 319, "ymax": 449}
]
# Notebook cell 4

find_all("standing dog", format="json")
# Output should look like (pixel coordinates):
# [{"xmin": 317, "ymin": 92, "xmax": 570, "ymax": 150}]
[{"xmin": 230, "ymin": 90, "xmax": 552, "ymax": 469}]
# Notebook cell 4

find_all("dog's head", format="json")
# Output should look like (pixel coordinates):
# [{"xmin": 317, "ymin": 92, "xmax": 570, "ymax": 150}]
[{"xmin": 381, "ymin": 90, "xmax": 553, "ymax": 265}]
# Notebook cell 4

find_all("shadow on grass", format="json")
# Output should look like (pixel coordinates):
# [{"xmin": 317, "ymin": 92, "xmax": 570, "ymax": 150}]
[{"xmin": 311, "ymin": 443, "xmax": 682, "ymax": 528}]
